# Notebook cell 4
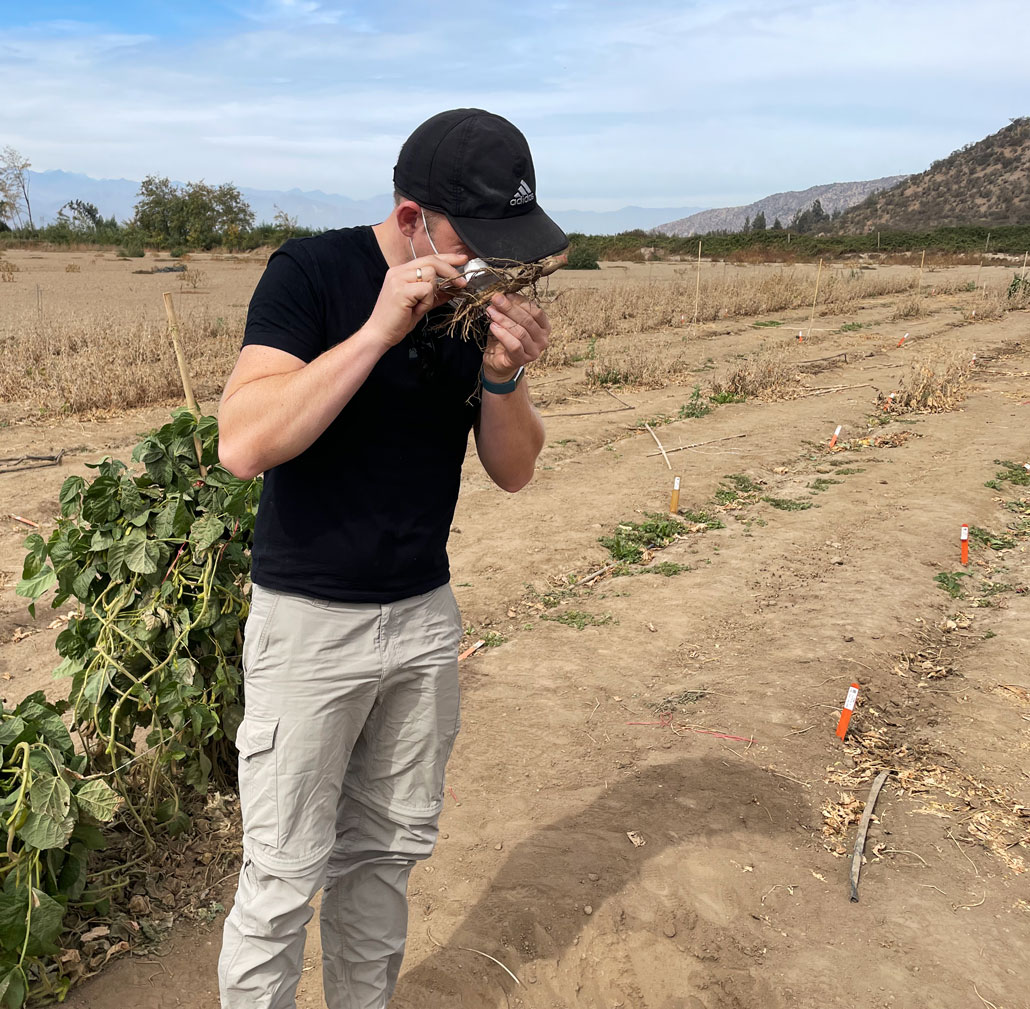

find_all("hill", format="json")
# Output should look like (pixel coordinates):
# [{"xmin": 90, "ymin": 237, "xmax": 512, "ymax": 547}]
[
  {"xmin": 654, "ymin": 176, "xmax": 907, "ymax": 237},
  {"xmin": 836, "ymin": 117, "xmax": 1030, "ymax": 232},
  {"xmin": 552, "ymin": 205, "xmax": 704, "ymax": 235}
]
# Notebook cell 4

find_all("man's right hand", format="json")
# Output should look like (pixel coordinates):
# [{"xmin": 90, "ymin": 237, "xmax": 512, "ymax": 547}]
[{"xmin": 361, "ymin": 253, "xmax": 468, "ymax": 350}]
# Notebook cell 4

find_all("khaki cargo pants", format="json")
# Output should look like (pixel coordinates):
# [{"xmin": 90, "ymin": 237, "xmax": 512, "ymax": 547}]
[{"xmin": 218, "ymin": 583, "xmax": 462, "ymax": 1009}]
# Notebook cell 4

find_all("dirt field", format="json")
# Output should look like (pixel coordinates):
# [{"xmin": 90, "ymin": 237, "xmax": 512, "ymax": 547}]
[{"xmin": 1, "ymin": 251, "xmax": 1028, "ymax": 1008}]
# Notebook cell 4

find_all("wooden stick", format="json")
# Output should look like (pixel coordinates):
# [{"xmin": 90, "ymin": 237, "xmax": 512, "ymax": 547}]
[
  {"xmin": 849, "ymin": 770, "xmax": 889, "ymax": 902},
  {"xmin": 646, "ymin": 432, "xmax": 747, "ymax": 457},
  {"xmin": 578, "ymin": 562, "xmax": 619, "ymax": 586},
  {"xmin": 162, "ymin": 292, "xmax": 200, "ymax": 414},
  {"xmin": 161, "ymin": 292, "xmax": 206, "ymax": 474},
  {"xmin": 1021, "ymin": 251, "xmax": 1028, "ymax": 282},
  {"xmin": 806, "ymin": 259, "xmax": 823, "ymax": 339},
  {"xmin": 8, "ymin": 514, "xmax": 40, "ymax": 528},
  {"xmin": 916, "ymin": 249, "xmax": 925, "ymax": 290},
  {"xmin": 691, "ymin": 239, "xmax": 702, "ymax": 329},
  {"xmin": 644, "ymin": 423, "xmax": 672, "ymax": 470}
]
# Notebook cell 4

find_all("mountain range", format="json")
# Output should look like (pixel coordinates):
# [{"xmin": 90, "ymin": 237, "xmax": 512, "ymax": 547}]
[
  {"xmin": 653, "ymin": 176, "xmax": 908, "ymax": 237},
  {"xmin": 23, "ymin": 170, "xmax": 702, "ymax": 236}
]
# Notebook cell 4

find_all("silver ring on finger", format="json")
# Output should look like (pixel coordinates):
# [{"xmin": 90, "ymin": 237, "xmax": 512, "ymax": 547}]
[{"xmin": 416, "ymin": 267, "xmax": 423, "ymax": 281}]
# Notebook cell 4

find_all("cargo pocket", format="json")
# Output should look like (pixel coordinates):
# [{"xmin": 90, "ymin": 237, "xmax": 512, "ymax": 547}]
[{"xmin": 236, "ymin": 716, "xmax": 280, "ymax": 848}]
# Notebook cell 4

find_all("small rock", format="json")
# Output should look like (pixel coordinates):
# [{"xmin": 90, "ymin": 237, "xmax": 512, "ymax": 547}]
[
  {"xmin": 494, "ymin": 843, "xmax": 503, "ymax": 851},
  {"xmin": 583, "ymin": 905, "xmax": 593, "ymax": 915},
  {"xmin": 587, "ymin": 872, "xmax": 600, "ymax": 881},
  {"xmin": 843, "ymin": 635, "xmax": 854, "ymax": 643},
  {"xmin": 830, "ymin": 556, "xmax": 844, "ymax": 565},
  {"xmin": 663, "ymin": 921, "xmax": 677, "ymax": 938},
  {"xmin": 440, "ymin": 832, "xmax": 449, "ymax": 840}
]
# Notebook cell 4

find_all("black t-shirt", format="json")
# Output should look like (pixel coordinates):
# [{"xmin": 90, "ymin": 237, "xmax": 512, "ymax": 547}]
[{"xmin": 241, "ymin": 226, "xmax": 483, "ymax": 602}]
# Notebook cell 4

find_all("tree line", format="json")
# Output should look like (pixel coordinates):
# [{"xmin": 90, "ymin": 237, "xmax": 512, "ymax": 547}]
[{"xmin": 0, "ymin": 146, "xmax": 317, "ymax": 251}]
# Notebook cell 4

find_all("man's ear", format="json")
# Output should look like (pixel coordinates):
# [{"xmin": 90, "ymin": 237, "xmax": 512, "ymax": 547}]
[{"xmin": 395, "ymin": 201, "xmax": 420, "ymax": 239}]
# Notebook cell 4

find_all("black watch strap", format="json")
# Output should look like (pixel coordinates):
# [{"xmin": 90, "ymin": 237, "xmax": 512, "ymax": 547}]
[{"xmin": 480, "ymin": 365, "xmax": 525, "ymax": 395}]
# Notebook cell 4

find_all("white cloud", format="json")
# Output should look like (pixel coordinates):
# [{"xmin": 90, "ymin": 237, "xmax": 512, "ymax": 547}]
[{"xmin": 2, "ymin": 1, "xmax": 1026, "ymax": 206}]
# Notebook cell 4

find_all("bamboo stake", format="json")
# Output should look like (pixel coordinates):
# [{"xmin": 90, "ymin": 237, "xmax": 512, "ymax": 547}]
[
  {"xmin": 916, "ymin": 249, "xmax": 925, "ymax": 290},
  {"xmin": 1021, "ymin": 251, "xmax": 1028, "ymax": 282},
  {"xmin": 975, "ymin": 232, "xmax": 990, "ymax": 290},
  {"xmin": 691, "ymin": 239, "xmax": 702, "ymax": 330},
  {"xmin": 162, "ymin": 292, "xmax": 206, "ymax": 474},
  {"xmin": 806, "ymin": 259, "xmax": 823, "ymax": 339}
]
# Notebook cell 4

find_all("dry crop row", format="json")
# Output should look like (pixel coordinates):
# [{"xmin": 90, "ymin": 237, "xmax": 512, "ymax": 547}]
[{"xmin": 0, "ymin": 309, "xmax": 244, "ymax": 413}]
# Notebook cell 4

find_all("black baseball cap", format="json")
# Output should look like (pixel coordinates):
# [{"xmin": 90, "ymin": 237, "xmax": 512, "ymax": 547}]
[{"xmin": 394, "ymin": 108, "xmax": 568, "ymax": 263}]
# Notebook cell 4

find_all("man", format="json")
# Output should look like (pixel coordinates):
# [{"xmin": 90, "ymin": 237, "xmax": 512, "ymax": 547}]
[{"xmin": 216, "ymin": 109, "xmax": 567, "ymax": 1009}]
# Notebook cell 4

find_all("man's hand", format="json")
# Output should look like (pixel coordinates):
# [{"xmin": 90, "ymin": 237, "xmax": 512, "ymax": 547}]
[
  {"xmin": 482, "ymin": 292, "xmax": 550, "ymax": 381},
  {"xmin": 362, "ymin": 253, "xmax": 468, "ymax": 350}
]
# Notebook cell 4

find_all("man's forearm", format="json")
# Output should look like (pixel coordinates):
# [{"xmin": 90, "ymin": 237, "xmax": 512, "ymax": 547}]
[
  {"xmin": 474, "ymin": 384, "xmax": 545, "ymax": 492},
  {"xmin": 218, "ymin": 328, "xmax": 387, "ymax": 479}
]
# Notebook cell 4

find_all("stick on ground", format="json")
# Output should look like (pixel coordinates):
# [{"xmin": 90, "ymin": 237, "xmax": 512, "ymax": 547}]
[{"xmin": 850, "ymin": 770, "xmax": 889, "ymax": 902}]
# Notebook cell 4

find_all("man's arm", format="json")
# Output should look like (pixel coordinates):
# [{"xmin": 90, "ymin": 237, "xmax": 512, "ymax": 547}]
[
  {"xmin": 473, "ymin": 293, "xmax": 549, "ymax": 493},
  {"xmin": 218, "ymin": 251, "xmax": 467, "ymax": 480}
]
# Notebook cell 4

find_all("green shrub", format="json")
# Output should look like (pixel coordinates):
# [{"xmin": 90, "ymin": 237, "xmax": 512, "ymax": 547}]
[
  {"xmin": 0, "ymin": 692, "xmax": 120, "ymax": 1005},
  {"xmin": 17, "ymin": 411, "xmax": 261, "ymax": 821},
  {"xmin": 565, "ymin": 245, "xmax": 600, "ymax": 270}
]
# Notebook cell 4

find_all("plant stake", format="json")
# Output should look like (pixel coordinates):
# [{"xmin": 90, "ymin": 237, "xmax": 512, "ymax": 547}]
[
  {"xmin": 835, "ymin": 682, "xmax": 859, "ymax": 740},
  {"xmin": 961, "ymin": 524, "xmax": 969, "ymax": 566}
]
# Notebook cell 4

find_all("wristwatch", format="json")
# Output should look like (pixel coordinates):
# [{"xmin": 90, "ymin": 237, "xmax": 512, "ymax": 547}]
[{"xmin": 480, "ymin": 365, "xmax": 525, "ymax": 395}]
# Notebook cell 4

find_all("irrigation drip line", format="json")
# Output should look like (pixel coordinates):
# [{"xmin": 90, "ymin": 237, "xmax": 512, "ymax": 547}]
[
  {"xmin": 798, "ymin": 352, "xmax": 849, "ymax": 367},
  {"xmin": 540, "ymin": 389, "xmax": 634, "ymax": 418},
  {"xmin": 0, "ymin": 449, "xmax": 65, "ymax": 475}
]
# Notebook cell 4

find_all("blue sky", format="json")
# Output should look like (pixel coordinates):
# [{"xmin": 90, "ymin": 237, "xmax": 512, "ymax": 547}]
[{"xmin": 3, "ymin": 0, "xmax": 1027, "ymax": 211}]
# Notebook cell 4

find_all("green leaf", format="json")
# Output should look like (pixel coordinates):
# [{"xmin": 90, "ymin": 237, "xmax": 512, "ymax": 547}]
[
  {"xmin": 71, "ymin": 563, "xmax": 98, "ymax": 600},
  {"xmin": 189, "ymin": 514, "xmax": 225, "ymax": 554},
  {"xmin": 89, "ymin": 528, "xmax": 115, "ymax": 552},
  {"xmin": 80, "ymin": 475, "xmax": 122, "ymax": 524},
  {"xmin": 29, "ymin": 774, "xmax": 72, "ymax": 820},
  {"xmin": 75, "ymin": 779, "xmax": 120, "ymax": 822},
  {"xmin": 37, "ymin": 715, "xmax": 74, "ymax": 756},
  {"xmin": 0, "ymin": 717, "xmax": 26, "ymax": 748},
  {"xmin": 52, "ymin": 656, "xmax": 84, "ymax": 681},
  {"xmin": 222, "ymin": 703, "xmax": 244, "ymax": 743},
  {"xmin": 56, "ymin": 843, "xmax": 88, "ymax": 901},
  {"xmin": 0, "ymin": 964, "xmax": 26, "ymax": 1009},
  {"xmin": 23, "ymin": 533, "xmax": 47, "ymax": 566},
  {"xmin": 15, "ymin": 565, "xmax": 56, "ymax": 602},
  {"xmin": 27, "ymin": 888, "xmax": 66, "ymax": 955},
  {"xmin": 70, "ymin": 822, "xmax": 108, "ymax": 851},
  {"xmin": 119, "ymin": 476, "xmax": 146, "ymax": 517},
  {"xmin": 59, "ymin": 475, "xmax": 86, "ymax": 516},
  {"xmin": 122, "ymin": 528, "xmax": 161, "ymax": 575},
  {"xmin": 170, "ymin": 657, "xmax": 197, "ymax": 687},
  {"xmin": 17, "ymin": 810, "xmax": 76, "ymax": 851},
  {"xmin": 0, "ymin": 892, "xmax": 27, "ymax": 952}
]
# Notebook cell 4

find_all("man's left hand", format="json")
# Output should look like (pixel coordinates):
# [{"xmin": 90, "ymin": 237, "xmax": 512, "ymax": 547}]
[{"xmin": 482, "ymin": 293, "xmax": 550, "ymax": 382}]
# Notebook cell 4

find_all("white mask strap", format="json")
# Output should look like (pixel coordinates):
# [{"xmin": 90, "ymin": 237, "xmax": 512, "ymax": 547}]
[{"xmin": 421, "ymin": 207, "xmax": 440, "ymax": 256}]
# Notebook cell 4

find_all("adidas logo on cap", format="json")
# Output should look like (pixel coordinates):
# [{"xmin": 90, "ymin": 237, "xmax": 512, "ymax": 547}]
[{"xmin": 510, "ymin": 179, "xmax": 535, "ymax": 206}]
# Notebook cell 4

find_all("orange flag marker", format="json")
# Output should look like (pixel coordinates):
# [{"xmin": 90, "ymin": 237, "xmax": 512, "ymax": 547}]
[
  {"xmin": 836, "ymin": 682, "xmax": 860, "ymax": 740},
  {"xmin": 897, "ymin": 332, "xmax": 908, "ymax": 347},
  {"xmin": 960, "ymin": 524, "xmax": 969, "ymax": 566},
  {"xmin": 828, "ymin": 425, "xmax": 842, "ymax": 449}
]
